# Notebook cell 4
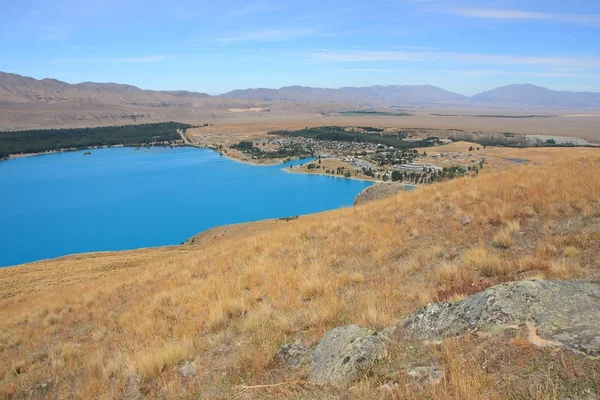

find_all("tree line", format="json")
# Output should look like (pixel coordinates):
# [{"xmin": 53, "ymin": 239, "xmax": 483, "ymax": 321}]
[
  {"xmin": 268, "ymin": 126, "xmax": 439, "ymax": 149},
  {"xmin": 231, "ymin": 140, "xmax": 313, "ymax": 159},
  {"xmin": 0, "ymin": 122, "xmax": 191, "ymax": 159}
]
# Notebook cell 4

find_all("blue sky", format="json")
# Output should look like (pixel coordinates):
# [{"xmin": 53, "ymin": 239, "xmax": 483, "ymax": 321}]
[{"xmin": 1, "ymin": 0, "xmax": 599, "ymax": 95}]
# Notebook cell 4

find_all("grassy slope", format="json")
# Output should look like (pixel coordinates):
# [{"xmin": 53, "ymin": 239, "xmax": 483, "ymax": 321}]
[{"xmin": 1, "ymin": 156, "xmax": 600, "ymax": 399}]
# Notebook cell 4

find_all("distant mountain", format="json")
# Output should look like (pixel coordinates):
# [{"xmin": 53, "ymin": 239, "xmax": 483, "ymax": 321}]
[
  {"xmin": 221, "ymin": 83, "xmax": 600, "ymax": 108},
  {"xmin": 471, "ymin": 84, "xmax": 600, "ymax": 108},
  {"xmin": 2, "ymin": 71, "xmax": 600, "ymax": 110},
  {"xmin": 220, "ymin": 84, "xmax": 468, "ymax": 106},
  {"xmin": 0, "ymin": 72, "xmax": 211, "ymax": 107}
]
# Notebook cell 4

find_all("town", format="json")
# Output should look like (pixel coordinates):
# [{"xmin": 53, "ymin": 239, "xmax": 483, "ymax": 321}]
[{"xmin": 204, "ymin": 126, "xmax": 482, "ymax": 185}]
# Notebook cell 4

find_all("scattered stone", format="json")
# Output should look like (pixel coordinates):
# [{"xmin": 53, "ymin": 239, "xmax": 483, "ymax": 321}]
[
  {"xmin": 402, "ymin": 280, "xmax": 600, "ymax": 356},
  {"xmin": 309, "ymin": 325, "xmax": 387, "ymax": 385},
  {"xmin": 406, "ymin": 365, "xmax": 445, "ymax": 385},
  {"xmin": 460, "ymin": 216, "xmax": 471, "ymax": 226},
  {"xmin": 275, "ymin": 344, "xmax": 312, "ymax": 369},
  {"xmin": 178, "ymin": 361, "xmax": 197, "ymax": 378},
  {"xmin": 354, "ymin": 183, "xmax": 406, "ymax": 205}
]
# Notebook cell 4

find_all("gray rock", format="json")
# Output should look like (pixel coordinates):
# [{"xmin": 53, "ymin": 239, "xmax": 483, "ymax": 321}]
[
  {"xmin": 379, "ymin": 325, "xmax": 398, "ymax": 342},
  {"xmin": 178, "ymin": 362, "xmax": 197, "ymax": 378},
  {"xmin": 275, "ymin": 344, "xmax": 312, "ymax": 369},
  {"xmin": 460, "ymin": 216, "xmax": 471, "ymax": 226},
  {"xmin": 406, "ymin": 365, "xmax": 445, "ymax": 385},
  {"xmin": 402, "ymin": 280, "xmax": 600, "ymax": 356},
  {"xmin": 309, "ymin": 325, "xmax": 387, "ymax": 385},
  {"xmin": 354, "ymin": 183, "xmax": 406, "ymax": 205}
]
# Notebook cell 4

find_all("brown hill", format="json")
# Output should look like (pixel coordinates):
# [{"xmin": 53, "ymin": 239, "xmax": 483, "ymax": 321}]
[
  {"xmin": 0, "ymin": 155, "xmax": 599, "ymax": 398},
  {"xmin": 0, "ymin": 72, "xmax": 210, "ymax": 107}
]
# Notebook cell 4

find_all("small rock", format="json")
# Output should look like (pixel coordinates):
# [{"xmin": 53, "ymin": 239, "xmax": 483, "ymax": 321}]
[
  {"xmin": 178, "ymin": 362, "xmax": 197, "ymax": 378},
  {"xmin": 275, "ymin": 344, "xmax": 312, "ymax": 369},
  {"xmin": 460, "ymin": 216, "xmax": 471, "ymax": 226},
  {"xmin": 406, "ymin": 365, "xmax": 445, "ymax": 385},
  {"xmin": 309, "ymin": 325, "xmax": 388, "ymax": 385}
]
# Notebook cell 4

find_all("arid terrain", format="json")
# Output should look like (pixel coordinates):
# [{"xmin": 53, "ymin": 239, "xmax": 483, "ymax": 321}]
[
  {"xmin": 1, "ymin": 155, "xmax": 599, "ymax": 398},
  {"xmin": 2, "ymin": 72, "xmax": 600, "ymax": 399},
  {"xmin": 2, "ymin": 72, "xmax": 600, "ymax": 144},
  {"xmin": 4, "ymin": 103, "xmax": 600, "ymax": 142}
]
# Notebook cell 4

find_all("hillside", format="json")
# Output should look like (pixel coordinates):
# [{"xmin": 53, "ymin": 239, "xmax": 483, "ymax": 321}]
[
  {"xmin": 0, "ymin": 72, "xmax": 210, "ymax": 107},
  {"xmin": 0, "ymin": 156, "xmax": 599, "ymax": 398}
]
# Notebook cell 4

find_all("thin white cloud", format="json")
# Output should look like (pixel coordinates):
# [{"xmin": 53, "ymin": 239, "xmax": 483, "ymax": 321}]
[
  {"xmin": 215, "ymin": 28, "xmax": 316, "ymax": 44},
  {"xmin": 230, "ymin": 0, "xmax": 283, "ymax": 16},
  {"xmin": 160, "ymin": 0, "xmax": 281, "ymax": 19},
  {"xmin": 48, "ymin": 55, "xmax": 169, "ymax": 64},
  {"xmin": 450, "ymin": 8, "xmax": 600, "ymax": 25},
  {"xmin": 308, "ymin": 50, "xmax": 600, "ymax": 70},
  {"xmin": 110, "ymin": 56, "xmax": 167, "ymax": 63},
  {"xmin": 333, "ymin": 68, "xmax": 402, "ymax": 72},
  {"xmin": 332, "ymin": 67, "xmax": 600, "ymax": 80}
]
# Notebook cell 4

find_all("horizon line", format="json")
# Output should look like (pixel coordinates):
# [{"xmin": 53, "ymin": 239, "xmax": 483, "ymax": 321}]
[{"xmin": 1, "ymin": 70, "xmax": 599, "ymax": 98}]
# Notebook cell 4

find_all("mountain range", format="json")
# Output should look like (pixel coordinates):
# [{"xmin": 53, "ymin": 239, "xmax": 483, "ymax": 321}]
[
  {"xmin": 2, "ymin": 71, "xmax": 600, "ymax": 109},
  {"xmin": 0, "ymin": 72, "xmax": 211, "ymax": 108}
]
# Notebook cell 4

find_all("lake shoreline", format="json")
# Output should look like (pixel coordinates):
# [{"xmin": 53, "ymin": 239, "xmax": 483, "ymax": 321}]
[
  {"xmin": 0, "ymin": 146, "xmax": 371, "ymax": 267},
  {"xmin": 4, "ymin": 143, "xmax": 197, "ymax": 161},
  {"xmin": 4, "ymin": 144, "xmax": 380, "ymax": 185}
]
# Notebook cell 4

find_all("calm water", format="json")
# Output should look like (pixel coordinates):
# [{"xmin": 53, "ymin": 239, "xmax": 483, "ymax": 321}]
[{"xmin": 0, "ymin": 147, "xmax": 372, "ymax": 267}]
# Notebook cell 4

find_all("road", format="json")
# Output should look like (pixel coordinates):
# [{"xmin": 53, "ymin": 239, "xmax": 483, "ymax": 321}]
[{"xmin": 177, "ymin": 129, "xmax": 191, "ymax": 145}]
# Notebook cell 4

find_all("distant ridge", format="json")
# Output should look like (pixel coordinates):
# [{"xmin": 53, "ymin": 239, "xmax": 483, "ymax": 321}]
[
  {"xmin": 221, "ymin": 83, "xmax": 600, "ymax": 108},
  {"xmin": 219, "ymin": 84, "xmax": 468, "ymax": 106},
  {"xmin": 2, "ymin": 71, "xmax": 600, "ymax": 108},
  {"xmin": 471, "ymin": 84, "xmax": 600, "ymax": 108},
  {"xmin": 0, "ymin": 72, "xmax": 211, "ymax": 107}
]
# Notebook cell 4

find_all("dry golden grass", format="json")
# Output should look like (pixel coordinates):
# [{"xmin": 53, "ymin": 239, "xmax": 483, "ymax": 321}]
[
  {"xmin": 419, "ymin": 140, "xmax": 600, "ymax": 173},
  {"xmin": 0, "ymin": 155, "xmax": 599, "ymax": 398}
]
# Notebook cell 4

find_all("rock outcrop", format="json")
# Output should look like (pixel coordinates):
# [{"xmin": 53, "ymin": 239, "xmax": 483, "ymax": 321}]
[
  {"xmin": 402, "ymin": 280, "xmax": 600, "ymax": 356},
  {"xmin": 275, "ymin": 344, "xmax": 312, "ymax": 369},
  {"xmin": 277, "ymin": 280, "xmax": 600, "ymax": 387},
  {"xmin": 308, "ymin": 325, "xmax": 388, "ymax": 385},
  {"xmin": 354, "ymin": 182, "xmax": 406, "ymax": 205}
]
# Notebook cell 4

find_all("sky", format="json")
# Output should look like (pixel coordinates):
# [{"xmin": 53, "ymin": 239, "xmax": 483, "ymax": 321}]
[{"xmin": 1, "ymin": 0, "xmax": 600, "ymax": 95}]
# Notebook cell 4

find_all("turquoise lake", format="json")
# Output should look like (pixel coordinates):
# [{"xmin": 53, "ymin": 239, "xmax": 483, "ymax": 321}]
[{"xmin": 0, "ymin": 147, "xmax": 372, "ymax": 267}]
